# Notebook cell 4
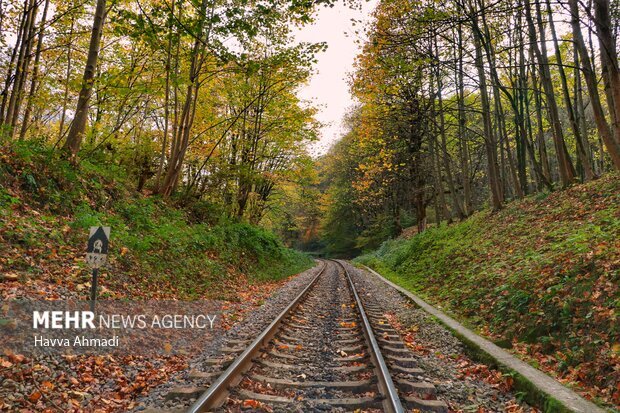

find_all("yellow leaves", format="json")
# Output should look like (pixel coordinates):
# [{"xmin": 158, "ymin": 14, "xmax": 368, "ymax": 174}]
[
  {"xmin": 339, "ymin": 321, "xmax": 356, "ymax": 328},
  {"xmin": 94, "ymin": 355, "xmax": 105, "ymax": 366}
]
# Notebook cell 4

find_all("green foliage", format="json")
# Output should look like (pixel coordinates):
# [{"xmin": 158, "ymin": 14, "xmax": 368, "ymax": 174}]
[{"xmin": 0, "ymin": 142, "xmax": 312, "ymax": 300}]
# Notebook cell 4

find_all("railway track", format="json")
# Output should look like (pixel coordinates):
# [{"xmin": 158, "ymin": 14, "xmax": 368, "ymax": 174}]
[{"xmin": 150, "ymin": 260, "xmax": 449, "ymax": 412}]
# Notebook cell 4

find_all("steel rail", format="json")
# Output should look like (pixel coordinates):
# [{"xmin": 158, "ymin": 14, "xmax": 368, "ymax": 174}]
[
  {"xmin": 336, "ymin": 259, "xmax": 405, "ymax": 413},
  {"xmin": 186, "ymin": 260, "xmax": 327, "ymax": 413}
]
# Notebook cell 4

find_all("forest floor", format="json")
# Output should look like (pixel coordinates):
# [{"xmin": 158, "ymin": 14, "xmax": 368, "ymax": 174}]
[
  {"xmin": 0, "ymin": 141, "xmax": 313, "ymax": 411},
  {"xmin": 356, "ymin": 174, "xmax": 619, "ymax": 411}
]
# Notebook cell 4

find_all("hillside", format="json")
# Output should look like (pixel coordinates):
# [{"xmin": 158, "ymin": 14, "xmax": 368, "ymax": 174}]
[
  {"xmin": 356, "ymin": 175, "xmax": 620, "ymax": 409},
  {"xmin": 0, "ymin": 141, "xmax": 313, "ymax": 301}
]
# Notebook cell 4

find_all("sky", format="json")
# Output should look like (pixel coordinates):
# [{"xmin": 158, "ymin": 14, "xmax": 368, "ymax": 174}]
[{"xmin": 293, "ymin": 0, "xmax": 379, "ymax": 156}]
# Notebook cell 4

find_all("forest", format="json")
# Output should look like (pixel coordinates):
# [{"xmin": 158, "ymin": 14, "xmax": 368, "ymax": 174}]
[
  {"xmin": 1, "ymin": 0, "xmax": 619, "ymax": 253},
  {"xmin": 318, "ymin": 0, "xmax": 620, "ymax": 256},
  {"xmin": 1, "ymin": 0, "xmax": 330, "ymax": 233}
]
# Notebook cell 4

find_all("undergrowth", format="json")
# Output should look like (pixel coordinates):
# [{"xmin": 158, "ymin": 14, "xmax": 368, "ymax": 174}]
[
  {"xmin": 356, "ymin": 174, "xmax": 619, "ymax": 409},
  {"xmin": 0, "ymin": 140, "xmax": 312, "ymax": 300}
]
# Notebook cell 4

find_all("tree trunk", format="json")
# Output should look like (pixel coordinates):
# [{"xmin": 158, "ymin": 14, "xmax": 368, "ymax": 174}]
[
  {"xmin": 4, "ymin": 0, "xmax": 37, "ymax": 133},
  {"xmin": 62, "ymin": 0, "xmax": 107, "ymax": 161},
  {"xmin": 157, "ymin": 0, "xmax": 212, "ymax": 197},
  {"xmin": 568, "ymin": 0, "xmax": 620, "ymax": 169},
  {"xmin": 525, "ymin": 0, "xmax": 576, "ymax": 186},
  {"xmin": 531, "ymin": 63, "xmax": 552, "ymax": 182},
  {"xmin": 456, "ymin": 22, "xmax": 472, "ymax": 215},
  {"xmin": 19, "ymin": 0, "xmax": 50, "ymax": 140},
  {"xmin": 495, "ymin": 84, "xmax": 523, "ymax": 199},
  {"xmin": 472, "ymin": 25, "xmax": 503, "ymax": 210},
  {"xmin": 154, "ymin": 0, "xmax": 175, "ymax": 192},
  {"xmin": 593, "ymin": 0, "xmax": 620, "ymax": 147},
  {"xmin": 545, "ymin": 0, "xmax": 595, "ymax": 180},
  {"xmin": 57, "ymin": 12, "xmax": 75, "ymax": 142},
  {"xmin": 434, "ymin": 35, "xmax": 465, "ymax": 219},
  {"xmin": 0, "ymin": 0, "xmax": 28, "ymax": 125},
  {"xmin": 573, "ymin": 42, "xmax": 595, "ymax": 174}
]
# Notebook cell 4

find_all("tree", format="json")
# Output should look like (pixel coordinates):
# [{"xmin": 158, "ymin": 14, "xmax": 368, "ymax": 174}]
[
  {"xmin": 568, "ymin": 0, "xmax": 620, "ymax": 169},
  {"xmin": 62, "ymin": 0, "xmax": 107, "ymax": 160}
]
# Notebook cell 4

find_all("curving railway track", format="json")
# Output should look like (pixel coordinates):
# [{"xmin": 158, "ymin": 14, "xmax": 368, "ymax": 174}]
[{"xmin": 148, "ymin": 260, "xmax": 448, "ymax": 412}]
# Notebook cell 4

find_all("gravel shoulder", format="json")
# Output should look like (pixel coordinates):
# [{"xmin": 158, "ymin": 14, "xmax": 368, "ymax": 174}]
[{"xmin": 345, "ymin": 261, "xmax": 540, "ymax": 413}]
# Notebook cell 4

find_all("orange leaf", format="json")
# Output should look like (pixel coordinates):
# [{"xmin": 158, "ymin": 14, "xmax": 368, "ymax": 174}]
[
  {"xmin": 8, "ymin": 353, "xmax": 25, "ymax": 363},
  {"xmin": 28, "ymin": 390, "xmax": 42, "ymax": 403},
  {"xmin": 242, "ymin": 399, "xmax": 260, "ymax": 409},
  {"xmin": 41, "ymin": 381, "xmax": 54, "ymax": 391}
]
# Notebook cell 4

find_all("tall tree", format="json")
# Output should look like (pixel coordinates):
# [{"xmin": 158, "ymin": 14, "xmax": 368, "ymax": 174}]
[
  {"xmin": 524, "ymin": 0, "xmax": 576, "ymax": 187},
  {"xmin": 568, "ymin": 0, "xmax": 620, "ymax": 169},
  {"xmin": 62, "ymin": 0, "xmax": 107, "ymax": 160}
]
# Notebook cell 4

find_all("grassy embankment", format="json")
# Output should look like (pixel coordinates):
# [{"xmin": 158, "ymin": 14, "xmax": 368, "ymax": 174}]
[
  {"xmin": 0, "ymin": 140, "xmax": 313, "ymax": 301},
  {"xmin": 356, "ymin": 175, "xmax": 619, "ymax": 409}
]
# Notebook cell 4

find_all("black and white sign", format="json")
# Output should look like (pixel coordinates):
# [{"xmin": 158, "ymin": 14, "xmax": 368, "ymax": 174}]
[{"xmin": 86, "ymin": 226, "xmax": 110, "ymax": 269}]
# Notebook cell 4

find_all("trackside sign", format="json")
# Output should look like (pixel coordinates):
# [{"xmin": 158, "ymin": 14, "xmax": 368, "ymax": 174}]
[{"xmin": 86, "ymin": 226, "xmax": 110, "ymax": 269}]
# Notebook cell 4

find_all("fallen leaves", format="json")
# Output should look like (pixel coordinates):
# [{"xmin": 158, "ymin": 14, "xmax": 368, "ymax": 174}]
[
  {"xmin": 28, "ymin": 390, "xmax": 42, "ymax": 403},
  {"xmin": 0, "ymin": 352, "xmax": 189, "ymax": 411},
  {"xmin": 241, "ymin": 398, "xmax": 273, "ymax": 412},
  {"xmin": 365, "ymin": 174, "xmax": 620, "ymax": 408},
  {"xmin": 41, "ymin": 381, "xmax": 54, "ymax": 391},
  {"xmin": 455, "ymin": 357, "xmax": 514, "ymax": 392}
]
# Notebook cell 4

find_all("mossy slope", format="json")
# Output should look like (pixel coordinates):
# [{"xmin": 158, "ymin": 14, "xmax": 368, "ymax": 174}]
[{"xmin": 357, "ymin": 174, "xmax": 619, "ymax": 408}]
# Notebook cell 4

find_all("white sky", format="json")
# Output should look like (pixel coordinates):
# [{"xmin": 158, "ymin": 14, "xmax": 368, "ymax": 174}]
[{"xmin": 294, "ymin": 0, "xmax": 378, "ymax": 156}]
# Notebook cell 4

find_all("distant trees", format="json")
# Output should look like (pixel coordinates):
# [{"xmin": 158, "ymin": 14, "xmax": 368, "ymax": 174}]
[{"xmin": 320, "ymin": 0, "xmax": 620, "ymax": 255}]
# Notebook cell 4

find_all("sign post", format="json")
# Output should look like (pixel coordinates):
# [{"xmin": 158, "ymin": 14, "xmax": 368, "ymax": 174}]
[{"xmin": 86, "ymin": 226, "xmax": 110, "ymax": 312}]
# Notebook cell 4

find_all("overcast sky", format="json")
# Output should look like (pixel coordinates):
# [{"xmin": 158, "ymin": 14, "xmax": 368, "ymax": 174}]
[{"xmin": 294, "ymin": 0, "xmax": 379, "ymax": 156}]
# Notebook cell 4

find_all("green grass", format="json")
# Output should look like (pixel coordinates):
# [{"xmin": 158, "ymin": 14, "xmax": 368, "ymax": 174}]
[
  {"xmin": 0, "ymin": 140, "xmax": 313, "ymax": 300},
  {"xmin": 356, "ymin": 174, "xmax": 619, "ymax": 409}
]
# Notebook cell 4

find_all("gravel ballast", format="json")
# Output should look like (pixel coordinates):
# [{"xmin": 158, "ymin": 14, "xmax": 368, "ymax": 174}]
[
  {"xmin": 345, "ymin": 261, "xmax": 540, "ymax": 412},
  {"xmin": 134, "ymin": 263, "xmax": 324, "ymax": 411}
]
